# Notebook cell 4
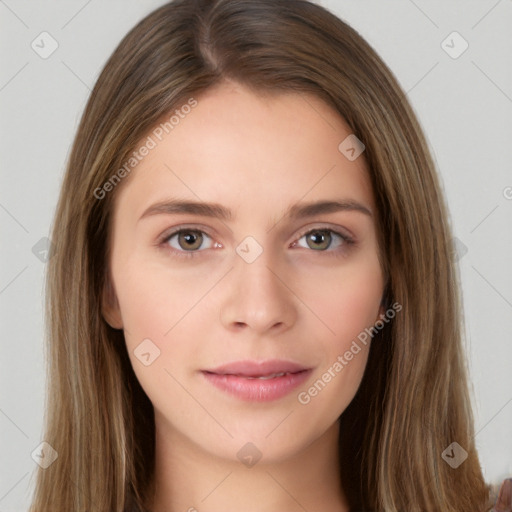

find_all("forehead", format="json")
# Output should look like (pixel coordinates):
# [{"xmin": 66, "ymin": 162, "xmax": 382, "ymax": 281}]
[{"xmin": 112, "ymin": 81, "xmax": 374, "ymax": 223}]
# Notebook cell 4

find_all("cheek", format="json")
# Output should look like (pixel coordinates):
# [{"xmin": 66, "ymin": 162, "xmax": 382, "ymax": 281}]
[
  {"xmin": 114, "ymin": 265, "xmax": 166, "ymax": 343},
  {"xmin": 113, "ymin": 255, "xmax": 204, "ymax": 343},
  {"xmin": 295, "ymin": 261, "xmax": 382, "ymax": 419},
  {"xmin": 111, "ymin": 252, "xmax": 223, "ymax": 386},
  {"xmin": 112, "ymin": 257, "xmax": 202, "ymax": 399},
  {"xmin": 299, "ymin": 253, "xmax": 384, "ymax": 352}
]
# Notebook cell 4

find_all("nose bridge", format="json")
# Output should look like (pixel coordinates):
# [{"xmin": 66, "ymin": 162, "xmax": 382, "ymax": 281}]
[
  {"xmin": 218, "ymin": 239, "xmax": 296, "ymax": 333},
  {"xmin": 237, "ymin": 247, "xmax": 280, "ymax": 296}
]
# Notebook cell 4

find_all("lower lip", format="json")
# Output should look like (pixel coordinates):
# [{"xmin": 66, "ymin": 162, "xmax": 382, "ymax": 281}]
[{"xmin": 201, "ymin": 370, "xmax": 312, "ymax": 402}]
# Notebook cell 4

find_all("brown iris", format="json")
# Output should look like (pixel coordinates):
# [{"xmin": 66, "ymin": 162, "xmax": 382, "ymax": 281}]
[
  {"xmin": 178, "ymin": 230, "xmax": 203, "ymax": 251},
  {"xmin": 305, "ymin": 230, "xmax": 332, "ymax": 250}
]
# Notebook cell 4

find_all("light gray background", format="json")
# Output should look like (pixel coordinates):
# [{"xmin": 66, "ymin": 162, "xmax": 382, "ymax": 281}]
[{"xmin": 1, "ymin": 1, "xmax": 511, "ymax": 510}]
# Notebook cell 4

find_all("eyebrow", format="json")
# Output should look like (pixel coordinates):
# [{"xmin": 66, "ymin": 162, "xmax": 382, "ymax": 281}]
[{"xmin": 138, "ymin": 198, "xmax": 372, "ymax": 222}]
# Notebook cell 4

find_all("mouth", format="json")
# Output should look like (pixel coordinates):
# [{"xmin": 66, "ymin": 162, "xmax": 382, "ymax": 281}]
[
  {"xmin": 225, "ymin": 371, "xmax": 294, "ymax": 380},
  {"xmin": 201, "ymin": 360, "xmax": 312, "ymax": 402}
]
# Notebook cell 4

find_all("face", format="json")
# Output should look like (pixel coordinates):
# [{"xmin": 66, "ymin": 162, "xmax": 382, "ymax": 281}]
[{"xmin": 103, "ymin": 80, "xmax": 385, "ymax": 464}]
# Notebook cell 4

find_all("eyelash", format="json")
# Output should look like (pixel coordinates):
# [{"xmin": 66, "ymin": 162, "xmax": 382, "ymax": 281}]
[{"xmin": 158, "ymin": 225, "xmax": 355, "ymax": 261}]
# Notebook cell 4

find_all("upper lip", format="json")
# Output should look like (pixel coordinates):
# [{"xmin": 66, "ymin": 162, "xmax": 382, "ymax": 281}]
[{"xmin": 203, "ymin": 359, "xmax": 310, "ymax": 377}]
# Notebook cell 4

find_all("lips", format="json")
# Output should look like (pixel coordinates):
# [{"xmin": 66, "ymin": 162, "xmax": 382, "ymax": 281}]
[{"xmin": 201, "ymin": 360, "xmax": 312, "ymax": 402}]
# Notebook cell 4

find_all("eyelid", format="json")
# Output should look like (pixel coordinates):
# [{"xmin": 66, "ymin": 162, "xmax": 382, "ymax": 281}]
[
  {"xmin": 158, "ymin": 223, "xmax": 217, "ymax": 243},
  {"xmin": 292, "ymin": 223, "xmax": 355, "ymax": 243}
]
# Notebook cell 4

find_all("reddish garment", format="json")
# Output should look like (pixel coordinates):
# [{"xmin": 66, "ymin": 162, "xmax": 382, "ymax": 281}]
[{"xmin": 491, "ymin": 478, "xmax": 512, "ymax": 511}]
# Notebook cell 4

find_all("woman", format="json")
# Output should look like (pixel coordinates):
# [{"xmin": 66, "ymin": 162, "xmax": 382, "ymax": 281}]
[{"xmin": 29, "ymin": 0, "xmax": 510, "ymax": 510}]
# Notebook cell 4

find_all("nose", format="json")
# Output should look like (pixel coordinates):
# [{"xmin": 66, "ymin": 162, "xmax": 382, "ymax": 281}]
[{"xmin": 218, "ymin": 247, "xmax": 298, "ymax": 336}]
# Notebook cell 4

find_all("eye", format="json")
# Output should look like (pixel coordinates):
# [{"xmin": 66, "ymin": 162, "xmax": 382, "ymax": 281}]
[
  {"xmin": 293, "ymin": 228, "xmax": 352, "ymax": 252},
  {"xmin": 162, "ymin": 229, "xmax": 216, "ymax": 252}
]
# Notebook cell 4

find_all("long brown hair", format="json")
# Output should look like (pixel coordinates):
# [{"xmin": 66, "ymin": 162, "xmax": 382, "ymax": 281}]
[{"xmin": 29, "ymin": 0, "xmax": 493, "ymax": 510}]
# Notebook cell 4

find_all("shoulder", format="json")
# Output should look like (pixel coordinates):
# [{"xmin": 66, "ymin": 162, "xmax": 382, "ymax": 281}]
[{"xmin": 489, "ymin": 478, "xmax": 512, "ymax": 511}]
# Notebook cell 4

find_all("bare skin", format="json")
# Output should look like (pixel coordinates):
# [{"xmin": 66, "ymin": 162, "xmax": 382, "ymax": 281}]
[{"xmin": 103, "ymin": 80, "xmax": 385, "ymax": 512}]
